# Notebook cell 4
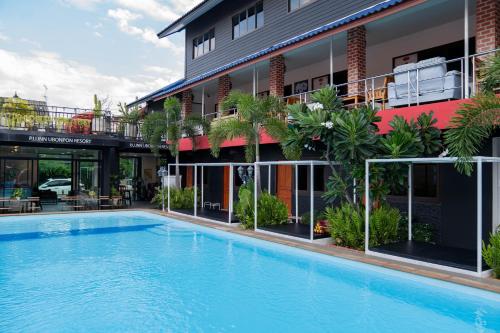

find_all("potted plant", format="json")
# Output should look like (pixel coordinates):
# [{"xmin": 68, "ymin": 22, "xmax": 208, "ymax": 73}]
[
  {"xmin": 11, "ymin": 188, "xmax": 23, "ymax": 200},
  {"xmin": 118, "ymin": 102, "xmax": 140, "ymax": 138},
  {"xmin": 91, "ymin": 94, "xmax": 105, "ymax": 133}
]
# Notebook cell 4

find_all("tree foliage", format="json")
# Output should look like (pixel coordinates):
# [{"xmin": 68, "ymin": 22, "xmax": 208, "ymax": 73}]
[
  {"xmin": 444, "ymin": 53, "xmax": 500, "ymax": 175},
  {"xmin": 208, "ymin": 91, "xmax": 288, "ymax": 162},
  {"xmin": 282, "ymin": 86, "xmax": 443, "ymax": 207}
]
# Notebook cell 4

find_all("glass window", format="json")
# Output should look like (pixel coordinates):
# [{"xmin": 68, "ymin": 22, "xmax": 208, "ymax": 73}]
[
  {"xmin": 247, "ymin": 7, "xmax": 255, "ymax": 33},
  {"xmin": 288, "ymin": 0, "xmax": 316, "ymax": 12},
  {"xmin": 256, "ymin": 2, "xmax": 264, "ymax": 28},
  {"xmin": 192, "ymin": 29, "xmax": 215, "ymax": 59},
  {"xmin": 232, "ymin": 2, "xmax": 264, "ymax": 40}
]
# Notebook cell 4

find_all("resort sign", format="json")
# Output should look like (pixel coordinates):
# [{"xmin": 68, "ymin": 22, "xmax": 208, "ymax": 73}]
[
  {"xmin": 28, "ymin": 135, "xmax": 92, "ymax": 145},
  {"xmin": 127, "ymin": 142, "xmax": 168, "ymax": 150}
]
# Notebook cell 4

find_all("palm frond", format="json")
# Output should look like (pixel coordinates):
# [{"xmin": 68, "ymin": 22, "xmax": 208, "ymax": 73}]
[{"xmin": 445, "ymin": 93, "xmax": 500, "ymax": 175}]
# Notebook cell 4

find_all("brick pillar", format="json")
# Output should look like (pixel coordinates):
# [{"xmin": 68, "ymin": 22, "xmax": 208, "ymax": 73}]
[
  {"xmin": 181, "ymin": 89, "xmax": 192, "ymax": 118},
  {"xmin": 347, "ymin": 26, "xmax": 366, "ymax": 96},
  {"xmin": 476, "ymin": 0, "xmax": 500, "ymax": 54},
  {"xmin": 217, "ymin": 74, "xmax": 231, "ymax": 112},
  {"xmin": 269, "ymin": 55, "xmax": 285, "ymax": 97}
]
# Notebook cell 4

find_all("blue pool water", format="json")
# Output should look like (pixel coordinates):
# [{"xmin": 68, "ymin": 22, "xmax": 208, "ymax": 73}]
[{"xmin": 0, "ymin": 212, "xmax": 499, "ymax": 332}]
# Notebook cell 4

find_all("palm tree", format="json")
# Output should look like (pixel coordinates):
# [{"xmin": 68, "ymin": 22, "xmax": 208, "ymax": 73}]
[
  {"xmin": 445, "ymin": 53, "xmax": 500, "ymax": 175},
  {"xmin": 141, "ymin": 97, "xmax": 209, "ymax": 186},
  {"xmin": 208, "ymin": 91, "xmax": 289, "ymax": 189}
]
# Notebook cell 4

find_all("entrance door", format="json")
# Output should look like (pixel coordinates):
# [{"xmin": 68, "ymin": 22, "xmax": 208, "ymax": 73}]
[{"xmin": 276, "ymin": 165, "xmax": 292, "ymax": 215}]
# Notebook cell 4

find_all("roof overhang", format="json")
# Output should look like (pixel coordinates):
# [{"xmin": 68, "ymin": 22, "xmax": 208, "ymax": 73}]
[{"xmin": 157, "ymin": 0, "xmax": 224, "ymax": 38}]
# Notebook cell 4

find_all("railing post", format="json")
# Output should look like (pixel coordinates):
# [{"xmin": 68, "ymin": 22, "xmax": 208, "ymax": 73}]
[
  {"xmin": 416, "ymin": 68, "xmax": 420, "ymax": 106},
  {"xmin": 472, "ymin": 55, "xmax": 477, "ymax": 96},
  {"xmin": 407, "ymin": 71, "xmax": 411, "ymax": 107},
  {"xmin": 371, "ymin": 78, "xmax": 375, "ymax": 109},
  {"xmin": 460, "ymin": 59, "xmax": 465, "ymax": 99},
  {"xmin": 408, "ymin": 163, "xmax": 413, "ymax": 241}
]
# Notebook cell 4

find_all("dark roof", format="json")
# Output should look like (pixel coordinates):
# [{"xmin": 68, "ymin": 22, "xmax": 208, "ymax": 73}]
[
  {"xmin": 157, "ymin": 0, "xmax": 223, "ymax": 38},
  {"xmin": 130, "ymin": 0, "xmax": 405, "ymax": 107}
]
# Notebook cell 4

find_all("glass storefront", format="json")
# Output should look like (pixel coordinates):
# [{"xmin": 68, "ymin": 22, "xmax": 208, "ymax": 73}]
[{"xmin": 0, "ymin": 146, "xmax": 101, "ymax": 199}]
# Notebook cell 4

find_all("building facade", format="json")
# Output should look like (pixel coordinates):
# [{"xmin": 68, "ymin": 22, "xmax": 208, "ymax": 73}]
[{"xmin": 129, "ymin": 0, "xmax": 499, "ymax": 273}]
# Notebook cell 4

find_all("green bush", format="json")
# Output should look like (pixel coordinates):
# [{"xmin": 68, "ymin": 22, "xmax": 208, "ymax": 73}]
[
  {"xmin": 369, "ymin": 205, "xmax": 401, "ymax": 247},
  {"xmin": 398, "ymin": 218, "xmax": 436, "ymax": 244},
  {"xmin": 300, "ymin": 210, "xmax": 326, "ymax": 225},
  {"xmin": 151, "ymin": 187, "xmax": 197, "ymax": 210},
  {"xmin": 483, "ymin": 229, "xmax": 500, "ymax": 278},
  {"xmin": 325, "ymin": 203, "xmax": 365, "ymax": 250},
  {"xmin": 234, "ymin": 182, "xmax": 254, "ymax": 229},
  {"xmin": 257, "ymin": 193, "xmax": 289, "ymax": 227}
]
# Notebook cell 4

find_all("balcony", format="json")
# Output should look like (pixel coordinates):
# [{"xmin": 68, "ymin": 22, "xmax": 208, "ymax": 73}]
[{"xmin": 0, "ymin": 104, "xmax": 143, "ymax": 140}]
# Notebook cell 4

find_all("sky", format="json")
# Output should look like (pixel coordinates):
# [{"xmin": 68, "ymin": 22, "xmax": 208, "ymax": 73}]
[{"xmin": 0, "ymin": 0, "xmax": 202, "ymax": 110}]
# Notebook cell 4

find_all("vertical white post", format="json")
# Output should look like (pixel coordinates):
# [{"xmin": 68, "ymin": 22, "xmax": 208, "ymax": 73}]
[
  {"xmin": 408, "ymin": 163, "xmax": 413, "ymax": 241},
  {"xmin": 194, "ymin": 165, "xmax": 198, "ymax": 217},
  {"xmin": 353, "ymin": 178, "xmax": 357, "ymax": 204},
  {"xmin": 295, "ymin": 164, "xmax": 299, "ymax": 223},
  {"xmin": 268, "ymin": 165, "xmax": 271, "ymax": 194},
  {"xmin": 477, "ymin": 158, "xmax": 483, "ymax": 274},
  {"xmin": 310, "ymin": 161, "xmax": 314, "ymax": 242},
  {"xmin": 201, "ymin": 87, "xmax": 205, "ymax": 133},
  {"xmin": 330, "ymin": 38, "xmax": 334, "ymax": 86},
  {"xmin": 253, "ymin": 66, "xmax": 257, "ymax": 97},
  {"xmin": 229, "ymin": 163, "xmax": 234, "ymax": 224},
  {"xmin": 201, "ymin": 166, "xmax": 204, "ymax": 209},
  {"xmin": 167, "ymin": 164, "xmax": 171, "ymax": 212},
  {"xmin": 472, "ymin": 55, "xmax": 477, "ymax": 96},
  {"xmin": 464, "ymin": 0, "xmax": 470, "ymax": 98},
  {"xmin": 416, "ymin": 69, "xmax": 420, "ymax": 106},
  {"xmin": 254, "ymin": 163, "xmax": 258, "ymax": 230},
  {"xmin": 407, "ymin": 71, "xmax": 411, "ymax": 107},
  {"xmin": 365, "ymin": 160, "xmax": 370, "ymax": 252}
]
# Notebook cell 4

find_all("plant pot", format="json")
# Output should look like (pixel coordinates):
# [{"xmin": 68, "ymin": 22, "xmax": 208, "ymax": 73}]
[
  {"xmin": 92, "ymin": 117, "xmax": 105, "ymax": 133},
  {"xmin": 124, "ymin": 124, "xmax": 138, "ymax": 138}
]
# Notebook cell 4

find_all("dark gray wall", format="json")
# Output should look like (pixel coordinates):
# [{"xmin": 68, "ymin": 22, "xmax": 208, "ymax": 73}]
[{"xmin": 184, "ymin": 0, "xmax": 382, "ymax": 79}]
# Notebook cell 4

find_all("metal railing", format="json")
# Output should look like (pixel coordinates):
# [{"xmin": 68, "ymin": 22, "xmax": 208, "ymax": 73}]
[
  {"xmin": 0, "ymin": 104, "xmax": 144, "ymax": 139},
  {"xmin": 283, "ymin": 48, "xmax": 499, "ymax": 110}
]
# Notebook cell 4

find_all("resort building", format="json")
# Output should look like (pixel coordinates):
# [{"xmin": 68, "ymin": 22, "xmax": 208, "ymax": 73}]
[
  {"xmin": 127, "ymin": 0, "xmax": 499, "ymax": 275},
  {"xmin": 0, "ymin": 94, "xmax": 172, "ymax": 206}
]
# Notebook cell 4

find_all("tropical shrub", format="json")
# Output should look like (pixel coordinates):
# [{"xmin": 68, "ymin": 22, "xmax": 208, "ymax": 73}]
[
  {"xmin": 151, "ymin": 187, "xmax": 197, "ymax": 210},
  {"xmin": 397, "ymin": 218, "xmax": 436, "ymax": 244},
  {"xmin": 234, "ymin": 182, "xmax": 254, "ymax": 229},
  {"xmin": 483, "ymin": 229, "xmax": 500, "ymax": 278},
  {"xmin": 300, "ymin": 210, "xmax": 326, "ymax": 225},
  {"xmin": 325, "ymin": 203, "xmax": 365, "ymax": 250},
  {"xmin": 257, "ymin": 193, "xmax": 289, "ymax": 227},
  {"xmin": 369, "ymin": 205, "xmax": 401, "ymax": 247}
]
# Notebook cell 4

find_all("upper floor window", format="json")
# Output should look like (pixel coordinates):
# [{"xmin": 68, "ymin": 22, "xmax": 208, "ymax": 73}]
[
  {"xmin": 232, "ymin": 1, "xmax": 264, "ymax": 39},
  {"xmin": 193, "ymin": 28, "xmax": 215, "ymax": 59},
  {"xmin": 288, "ymin": 0, "xmax": 316, "ymax": 12}
]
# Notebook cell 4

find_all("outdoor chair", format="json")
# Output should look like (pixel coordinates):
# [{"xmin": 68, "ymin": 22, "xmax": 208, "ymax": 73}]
[
  {"xmin": 99, "ymin": 196, "xmax": 113, "ymax": 210},
  {"xmin": 27, "ymin": 197, "xmax": 42, "ymax": 213},
  {"xmin": 111, "ymin": 196, "xmax": 123, "ymax": 209}
]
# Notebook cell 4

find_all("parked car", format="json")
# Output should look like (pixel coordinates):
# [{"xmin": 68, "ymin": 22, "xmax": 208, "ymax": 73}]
[{"xmin": 38, "ymin": 178, "xmax": 84, "ymax": 196}]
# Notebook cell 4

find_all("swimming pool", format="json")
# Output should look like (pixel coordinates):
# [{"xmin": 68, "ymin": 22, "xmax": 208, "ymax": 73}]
[{"xmin": 0, "ymin": 211, "xmax": 499, "ymax": 332}]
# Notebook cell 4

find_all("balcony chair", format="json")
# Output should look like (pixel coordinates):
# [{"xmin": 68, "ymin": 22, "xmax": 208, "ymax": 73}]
[
  {"xmin": 98, "ymin": 196, "xmax": 113, "ymax": 210},
  {"xmin": 388, "ymin": 57, "xmax": 462, "ymax": 108}
]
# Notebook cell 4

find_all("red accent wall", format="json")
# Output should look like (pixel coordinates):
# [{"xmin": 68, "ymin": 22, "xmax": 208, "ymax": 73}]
[{"xmin": 177, "ymin": 98, "xmax": 471, "ymax": 152}]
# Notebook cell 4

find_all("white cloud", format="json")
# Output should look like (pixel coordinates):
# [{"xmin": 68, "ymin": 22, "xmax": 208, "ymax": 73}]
[
  {"xmin": 107, "ymin": 8, "xmax": 182, "ymax": 54},
  {"xmin": 94, "ymin": 31, "xmax": 103, "ymax": 38},
  {"xmin": 20, "ymin": 38, "xmax": 41, "ymax": 49},
  {"xmin": 114, "ymin": 0, "xmax": 178, "ymax": 22},
  {"xmin": 0, "ymin": 32, "xmax": 9, "ymax": 41},
  {"xmin": 59, "ymin": 0, "xmax": 104, "ymax": 10},
  {"xmin": 0, "ymin": 48, "xmax": 182, "ymax": 108}
]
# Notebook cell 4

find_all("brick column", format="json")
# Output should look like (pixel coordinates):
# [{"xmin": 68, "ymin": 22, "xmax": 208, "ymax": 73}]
[
  {"xmin": 181, "ymin": 89, "xmax": 192, "ymax": 119},
  {"xmin": 476, "ymin": 0, "xmax": 500, "ymax": 54},
  {"xmin": 217, "ymin": 74, "xmax": 231, "ymax": 112},
  {"xmin": 347, "ymin": 26, "xmax": 366, "ymax": 96},
  {"xmin": 269, "ymin": 55, "xmax": 285, "ymax": 97}
]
